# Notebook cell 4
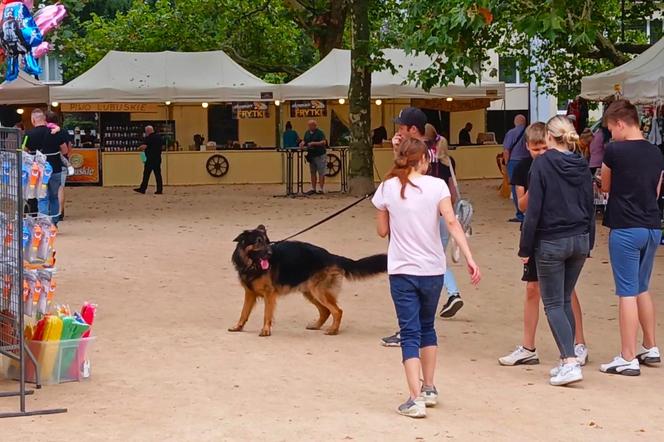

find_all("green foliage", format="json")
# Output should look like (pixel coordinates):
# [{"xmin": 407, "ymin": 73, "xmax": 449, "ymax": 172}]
[
  {"xmin": 57, "ymin": 0, "xmax": 314, "ymax": 81},
  {"xmin": 398, "ymin": 0, "xmax": 660, "ymax": 98}
]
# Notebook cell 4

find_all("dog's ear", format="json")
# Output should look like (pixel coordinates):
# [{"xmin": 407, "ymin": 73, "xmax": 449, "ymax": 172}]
[
  {"xmin": 256, "ymin": 224, "xmax": 267, "ymax": 233},
  {"xmin": 233, "ymin": 231, "xmax": 246, "ymax": 243}
]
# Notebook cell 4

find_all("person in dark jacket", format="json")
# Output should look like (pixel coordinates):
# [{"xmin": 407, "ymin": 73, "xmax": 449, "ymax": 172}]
[{"xmin": 518, "ymin": 115, "xmax": 595, "ymax": 387}]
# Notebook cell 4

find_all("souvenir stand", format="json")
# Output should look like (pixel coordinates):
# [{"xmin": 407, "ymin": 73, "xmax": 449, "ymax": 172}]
[{"xmin": 0, "ymin": 128, "xmax": 67, "ymax": 418}]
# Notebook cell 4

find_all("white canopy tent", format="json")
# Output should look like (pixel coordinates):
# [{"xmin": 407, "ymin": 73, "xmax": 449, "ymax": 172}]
[
  {"xmin": 0, "ymin": 72, "xmax": 50, "ymax": 104},
  {"xmin": 50, "ymin": 50, "xmax": 280, "ymax": 103},
  {"xmin": 281, "ymin": 48, "xmax": 505, "ymax": 100},
  {"xmin": 581, "ymin": 37, "xmax": 664, "ymax": 103}
]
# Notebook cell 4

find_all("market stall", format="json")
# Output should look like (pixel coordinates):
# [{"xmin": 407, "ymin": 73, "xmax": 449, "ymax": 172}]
[
  {"xmin": 280, "ymin": 48, "xmax": 506, "ymax": 181},
  {"xmin": 0, "ymin": 72, "xmax": 50, "ymax": 128},
  {"xmin": 50, "ymin": 50, "xmax": 282, "ymax": 186},
  {"xmin": 581, "ymin": 37, "xmax": 664, "ymax": 103}
]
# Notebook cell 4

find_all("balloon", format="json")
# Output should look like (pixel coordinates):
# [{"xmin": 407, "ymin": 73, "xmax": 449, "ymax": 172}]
[
  {"xmin": 0, "ymin": 1, "xmax": 66, "ymax": 82},
  {"xmin": 32, "ymin": 40, "xmax": 49, "ymax": 58},
  {"xmin": 33, "ymin": 4, "xmax": 66, "ymax": 35}
]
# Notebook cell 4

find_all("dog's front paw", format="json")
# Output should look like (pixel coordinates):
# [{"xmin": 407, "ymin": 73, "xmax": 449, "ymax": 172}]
[
  {"xmin": 324, "ymin": 328, "xmax": 339, "ymax": 336},
  {"xmin": 306, "ymin": 322, "xmax": 322, "ymax": 330},
  {"xmin": 259, "ymin": 328, "xmax": 272, "ymax": 337},
  {"xmin": 228, "ymin": 324, "xmax": 244, "ymax": 332}
]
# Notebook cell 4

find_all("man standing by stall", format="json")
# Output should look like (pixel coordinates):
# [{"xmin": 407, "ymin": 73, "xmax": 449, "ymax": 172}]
[
  {"xmin": 134, "ymin": 125, "xmax": 164, "ymax": 195},
  {"xmin": 300, "ymin": 120, "xmax": 328, "ymax": 195},
  {"xmin": 504, "ymin": 114, "xmax": 528, "ymax": 222}
]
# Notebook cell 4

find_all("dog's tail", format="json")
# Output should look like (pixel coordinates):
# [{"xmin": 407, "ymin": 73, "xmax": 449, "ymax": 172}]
[{"xmin": 334, "ymin": 254, "xmax": 387, "ymax": 280}]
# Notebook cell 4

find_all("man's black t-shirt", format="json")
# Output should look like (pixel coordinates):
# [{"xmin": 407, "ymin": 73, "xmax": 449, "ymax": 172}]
[
  {"xmin": 511, "ymin": 157, "xmax": 533, "ymax": 191},
  {"xmin": 303, "ymin": 129, "xmax": 326, "ymax": 157},
  {"xmin": 603, "ymin": 140, "xmax": 664, "ymax": 229},
  {"xmin": 24, "ymin": 125, "xmax": 64, "ymax": 171},
  {"xmin": 144, "ymin": 133, "xmax": 164, "ymax": 163},
  {"xmin": 458, "ymin": 128, "xmax": 471, "ymax": 145}
]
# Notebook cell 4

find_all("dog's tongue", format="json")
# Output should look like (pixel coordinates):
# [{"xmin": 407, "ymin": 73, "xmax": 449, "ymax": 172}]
[{"xmin": 260, "ymin": 259, "xmax": 270, "ymax": 270}]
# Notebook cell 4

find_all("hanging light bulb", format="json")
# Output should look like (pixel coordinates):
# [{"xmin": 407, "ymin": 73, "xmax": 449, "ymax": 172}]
[
  {"xmin": 338, "ymin": 98, "xmax": 346, "ymax": 105},
  {"xmin": 446, "ymin": 97, "xmax": 454, "ymax": 102},
  {"xmin": 51, "ymin": 101, "xmax": 59, "ymax": 108},
  {"xmin": 375, "ymin": 99, "xmax": 383, "ymax": 106},
  {"xmin": 274, "ymin": 100, "xmax": 281, "ymax": 107},
  {"xmin": 16, "ymin": 108, "xmax": 24, "ymax": 115},
  {"xmin": 165, "ymin": 101, "xmax": 172, "ymax": 106},
  {"xmin": 202, "ymin": 102, "xmax": 209, "ymax": 108}
]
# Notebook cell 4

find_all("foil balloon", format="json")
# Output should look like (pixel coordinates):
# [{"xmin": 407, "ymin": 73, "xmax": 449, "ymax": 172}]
[
  {"xmin": 0, "ymin": 1, "xmax": 43, "ymax": 81},
  {"xmin": 0, "ymin": 1, "xmax": 67, "ymax": 82},
  {"xmin": 33, "ymin": 3, "xmax": 66, "ymax": 35}
]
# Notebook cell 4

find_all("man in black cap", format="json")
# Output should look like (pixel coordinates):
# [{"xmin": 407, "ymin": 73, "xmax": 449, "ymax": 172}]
[{"xmin": 392, "ymin": 107, "xmax": 428, "ymax": 153}]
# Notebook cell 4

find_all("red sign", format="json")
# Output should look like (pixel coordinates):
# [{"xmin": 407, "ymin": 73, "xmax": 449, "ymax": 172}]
[{"xmin": 67, "ymin": 148, "xmax": 101, "ymax": 184}]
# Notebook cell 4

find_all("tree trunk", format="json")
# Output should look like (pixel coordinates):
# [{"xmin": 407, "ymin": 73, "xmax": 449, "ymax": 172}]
[{"xmin": 348, "ymin": 0, "xmax": 374, "ymax": 196}]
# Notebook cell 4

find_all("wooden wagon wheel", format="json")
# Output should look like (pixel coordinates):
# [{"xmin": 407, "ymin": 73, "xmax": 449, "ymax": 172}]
[
  {"xmin": 206, "ymin": 154, "xmax": 229, "ymax": 178},
  {"xmin": 326, "ymin": 153, "xmax": 341, "ymax": 177}
]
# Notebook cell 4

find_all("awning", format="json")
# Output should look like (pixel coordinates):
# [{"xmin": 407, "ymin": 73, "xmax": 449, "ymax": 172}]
[
  {"xmin": 281, "ymin": 48, "xmax": 505, "ymax": 101},
  {"xmin": 581, "ymin": 38, "xmax": 664, "ymax": 103},
  {"xmin": 50, "ymin": 50, "xmax": 280, "ymax": 103},
  {"xmin": 0, "ymin": 72, "xmax": 50, "ymax": 104}
]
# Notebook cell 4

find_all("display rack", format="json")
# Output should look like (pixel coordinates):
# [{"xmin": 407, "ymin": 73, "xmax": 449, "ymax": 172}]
[
  {"xmin": 102, "ymin": 120, "xmax": 175, "ymax": 152},
  {"xmin": 0, "ymin": 128, "xmax": 67, "ymax": 418}
]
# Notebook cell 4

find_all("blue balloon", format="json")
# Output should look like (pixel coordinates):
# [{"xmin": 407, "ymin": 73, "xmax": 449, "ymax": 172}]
[{"xmin": 0, "ymin": 2, "xmax": 43, "ymax": 81}]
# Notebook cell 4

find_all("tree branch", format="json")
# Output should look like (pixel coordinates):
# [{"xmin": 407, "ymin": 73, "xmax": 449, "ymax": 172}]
[
  {"xmin": 614, "ymin": 43, "xmax": 652, "ymax": 54},
  {"xmin": 221, "ymin": 44, "xmax": 304, "ymax": 77},
  {"xmin": 594, "ymin": 32, "xmax": 631, "ymax": 66}
]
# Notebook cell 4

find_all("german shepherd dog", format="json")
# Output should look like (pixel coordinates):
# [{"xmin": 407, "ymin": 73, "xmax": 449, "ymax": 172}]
[{"xmin": 229, "ymin": 225, "xmax": 387, "ymax": 336}]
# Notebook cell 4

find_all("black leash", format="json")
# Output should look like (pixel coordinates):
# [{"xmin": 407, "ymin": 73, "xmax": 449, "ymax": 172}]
[{"xmin": 276, "ymin": 190, "xmax": 376, "ymax": 243}]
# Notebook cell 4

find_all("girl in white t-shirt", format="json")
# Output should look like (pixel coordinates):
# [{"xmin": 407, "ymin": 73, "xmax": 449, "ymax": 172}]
[{"xmin": 372, "ymin": 138, "xmax": 481, "ymax": 418}]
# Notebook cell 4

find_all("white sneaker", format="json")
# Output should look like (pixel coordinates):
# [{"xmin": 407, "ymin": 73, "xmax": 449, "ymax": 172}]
[
  {"xmin": 636, "ymin": 345, "xmax": 661, "ymax": 366},
  {"xmin": 498, "ymin": 346, "xmax": 539, "ymax": 366},
  {"xmin": 600, "ymin": 356, "xmax": 641, "ymax": 376},
  {"xmin": 550, "ymin": 363, "xmax": 583, "ymax": 386},
  {"xmin": 575, "ymin": 344, "xmax": 589, "ymax": 366},
  {"xmin": 420, "ymin": 386, "xmax": 438, "ymax": 407},
  {"xmin": 397, "ymin": 397, "xmax": 426, "ymax": 418},
  {"xmin": 549, "ymin": 361, "xmax": 564, "ymax": 377}
]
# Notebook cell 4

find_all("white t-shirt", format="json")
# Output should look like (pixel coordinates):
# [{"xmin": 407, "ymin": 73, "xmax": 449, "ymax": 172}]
[{"xmin": 372, "ymin": 175, "xmax": 451, "ymax": 276}]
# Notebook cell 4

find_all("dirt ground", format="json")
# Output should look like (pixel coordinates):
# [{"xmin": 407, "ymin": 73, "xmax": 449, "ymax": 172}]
[{"xmin": 1, "ymin": 180, "xmax": 664, "ymax": 441}]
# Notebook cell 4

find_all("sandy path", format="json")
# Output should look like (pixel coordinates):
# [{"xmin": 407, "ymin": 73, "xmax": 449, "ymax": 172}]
[{"xmin": 1, "ymin": 180, "xmax": 663, "ymax": 441}]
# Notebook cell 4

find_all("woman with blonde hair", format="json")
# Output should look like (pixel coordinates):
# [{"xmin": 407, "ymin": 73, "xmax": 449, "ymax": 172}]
[
  {"xmin": 519, "ymin": 115, "xmax": 595, "ymax": 386},
  {"xmin": 423, "ymin": 124, "xmax": 464, "ymax": 317},
  {"xmin": 373, "ymin": 137, "xmax": 480, "ymax": 417}
]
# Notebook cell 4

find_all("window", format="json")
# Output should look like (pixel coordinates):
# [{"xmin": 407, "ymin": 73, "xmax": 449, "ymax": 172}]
[
  {"xmin": 38, "ymin": 54, "xmax": 63, "ymax": 84},
  {"xmin": 498, "ymin": 56, "xmax": 518, "ymax": 83},
  {"xmin": 649, "ymin": 19, "xmax": 663, "ymax": 44},
  {"xmin": 498, "ymin": 56, "xmax": 528, "ymax": 84}
]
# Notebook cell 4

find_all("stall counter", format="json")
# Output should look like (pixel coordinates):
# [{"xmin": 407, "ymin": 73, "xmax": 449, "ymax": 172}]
[
  {"xmin": 102, "ymin": 144, "xmax": 504, "ymax": 187},
  {"xmin": 102, "ymin": 150, "xmax": 284, "ymax": 187},
  {"xmin": 373, "ymin": 144, "xmax": 504, "ymax": 181}
]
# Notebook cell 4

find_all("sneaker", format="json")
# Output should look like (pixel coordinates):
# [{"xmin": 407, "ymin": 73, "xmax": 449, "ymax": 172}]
[
  {"xmin": 305, "ymin": 189, "xmax": 316, "ymax": 196},
  {"xmin": 439, "ymin": 295, "xmax": 464, "ymax": 318},
  {"xmin": 498, "ymin": 346, "xmax": 540, "ymax": 366},
  {"xmin": 600, "ymin": 356, "xmax": 641, "ymax": 376},
  {"xmin": 550, "ymin": 361, "xmax": 564, "ymax": 377},
  {"xmin": 420, "ymin": 385, "xmax": 438, "ymax": 407},
  {"xmin": 507, "ymin": 217, "xmax": 522, "ymax": 223},
  {"xmin": 575, "ymin": 344, "xmax": 589, "ymax": 366},
  {"xmin": 636, "ymin": 345, "xmax": 661, "ymax": 366},
  {"xmin": 397, "ymin": 397, "xmax": 426, "ymax": 418},
  {"xmin": 155, "ymin": 191, "xmax": 163, "ymax": 195},
  {"xmin": 381, "ymin": 332, "xmax": 401, "ymax": 347},
  {"xmin": 550, "ymin": 363, "xmax": 583, "ymax": 386},
  {"xmin": 317, "ymin": 189, "xmax": 326, "ymax": 195},
  {"xmin": 133, "ymin": 188, "xmax": 146, "ymax": 194}
]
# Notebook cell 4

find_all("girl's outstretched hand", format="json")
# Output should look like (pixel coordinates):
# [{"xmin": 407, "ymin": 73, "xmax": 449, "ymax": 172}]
[{"xmin": 467, "ymin": 258, "xmax": 481, "ymax": 286}]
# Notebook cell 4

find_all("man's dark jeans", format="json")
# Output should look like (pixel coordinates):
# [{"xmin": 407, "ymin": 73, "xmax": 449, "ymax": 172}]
[
  {"xmin": 139, "ymin": 160, "xmax": 163, "ymax": 193},
  {"xmin": 535, "ymin": 233, "xmax": 589, "ymax": 359}
]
